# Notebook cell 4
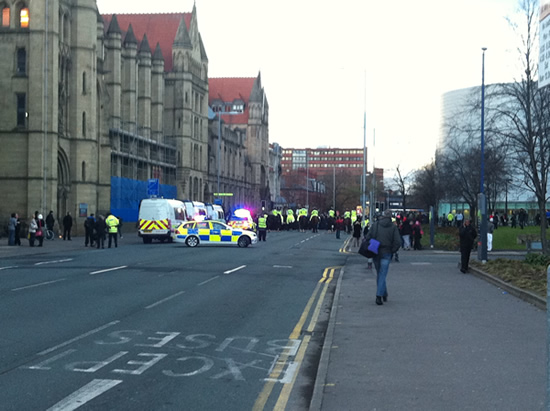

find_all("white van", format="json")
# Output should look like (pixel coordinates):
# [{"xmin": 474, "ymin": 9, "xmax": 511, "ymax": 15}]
[
  {"xmin": 191, "ymin": 201, "xmax": 207, "ymax": 221},
  {"xmin": 205, "ymin": 203, "xmax": 225, "ymax": 222},
  {"xmin": 138, "ymin": 198, "xmax": 187, "ymax": 243}
]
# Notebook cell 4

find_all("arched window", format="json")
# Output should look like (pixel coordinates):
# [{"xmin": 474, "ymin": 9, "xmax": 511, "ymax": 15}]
[
  {"xmin": 82, "ymin": 161, "xmax": 86, "ymax": 181},
  {"xmin": 82, "ymin": 112, "xmax": 86, "ymax": 137},
  {"xmin": 2, "ymin": 5, "xmax": 10, "ymax": 27},
  {"xmin": 19, "ymin": 6, "xmax": 29, "ymax": 28}
]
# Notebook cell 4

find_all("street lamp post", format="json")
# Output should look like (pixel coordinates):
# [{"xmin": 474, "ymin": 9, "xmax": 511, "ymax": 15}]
[{"xmin": 478, "ymin": 47, "xmax": 488, "ymax": 263}]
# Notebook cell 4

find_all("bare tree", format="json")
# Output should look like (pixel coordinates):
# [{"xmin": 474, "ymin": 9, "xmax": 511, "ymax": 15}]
[
  {"xmin": 392, "ymin": 165, "xmax": 412, "ymax": 213},
  {"xmin": 492, "ymin": 0, "xmax": 550, "ymax": 252},
  {"xmin": 409, "ymin": 162, "xmax": 439, "ymax": 214}
]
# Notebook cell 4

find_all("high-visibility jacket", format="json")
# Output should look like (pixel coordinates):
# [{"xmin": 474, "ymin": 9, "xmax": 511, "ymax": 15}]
[
  {"xmin": 286, "ymin": 214, "xmax": 295, "ymax": 224},
  {"xmin": 329, "ymin": 210, "xmax": 335, "ymax": 218},
  {"xmin": 447, "ymin": 213, "xmax": 454, "ymax": 222},
  {"xmin": 344, "ymin": 211, "xmax": 351, "ymax": 219},
  {"xmin": 258, "ymin": 216, "xmax": 267, "ymax": 229},
  {"xmin": 106, "ymin": 215, "xmax": 119, "ymax": 233},
  {"xmin": 310, "ymin": 210, "xmax": 319, "ymax": 220}
]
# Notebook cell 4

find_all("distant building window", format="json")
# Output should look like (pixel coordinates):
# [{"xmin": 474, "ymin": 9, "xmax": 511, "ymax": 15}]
[
  {"xmin": 16, "ymin": 48, "xmax": 26, "ymax": 75},
  {"xmin": 19, "ymin": 7, "xmax": 29, "ymax": 28},
  {"xmin": 82, "ymin": 72, "xmax": 86, "ymax": 94},
  {"xmin": 16, "ymin": 93, "xmax": 26, "ymax": 127},
  {"xmin": 82, "ymin": 161, "xmax": 86, "ymax": 181},
  {"xmin": 82, "ymin": 112, "xmax": 86, "ymax": 136},
  {"xmin": 2, "ymin": 7, "xmax": 9, "ymax": 27}
]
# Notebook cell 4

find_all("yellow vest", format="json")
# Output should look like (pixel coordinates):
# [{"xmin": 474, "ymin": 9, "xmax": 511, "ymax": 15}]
[
  {"xmin": 106, "ymin": 215, "xmax": 119, "ymax": 233},
  {"xmin": 258, "ymin": 217, "xmax": 267, "ymax": 229}
]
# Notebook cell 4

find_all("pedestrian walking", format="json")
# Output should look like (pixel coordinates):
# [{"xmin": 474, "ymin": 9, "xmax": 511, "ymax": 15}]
[
  {"xmin": 401, "ymin": 219, "xmax": 412, "ymax": 250},
  {"xmin": 459, "ymin": 219, "xmax": 477, "ymax": 273},
  {"xmin": 35, "ymin": 213, "xmax": 45, "ymax": 247},
  {"xmin": 412, "ymin": 221, "xmax": 423, "ymax": 250},
  {"xmin": 487, "ymin": 218, "xmax": 495, "ymax": 251},
  {"xmin": 84, "ymin": 214, "xmax": 96, "ymax": 247},
  {"xmin": 365, "ymin": 209, "xmax": 401, "ymax": 305},
  {"xmin": 105, "ymin": 213, "xmax": 119, "ymax": 248},
  {"xmin": 14, "ymin": 214, "xmax": 21, "ymax": 246},
  {"xmin": 8, "ymin": 213, "xmax": 17, "ymax": 245},
  {"xmin": 62, "ymin": 212, "xmax": 73, "ymax": 240},
  {"xmin": 95, "ymin": 215, "xmax": 106, "ymax": 249},
  {"xmin": 335, "ymin": 213, "xmax": 344, "ymax": 240},
  {"xmin": 28, "ymin": 215, "xmax": 38, "ymax": 247},
  {"xmin": 46, "ymin": 211, "xmax": 55, "ymax": 233}
]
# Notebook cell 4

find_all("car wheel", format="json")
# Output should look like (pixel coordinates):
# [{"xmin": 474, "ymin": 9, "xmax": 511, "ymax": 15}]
[
  {"xmin": 238, "ymin": 236, "xmax": 251, "ymax": 248},
  {"xmin": 186, "ymin": 236, "xmax": 199, "ymax": 247}
]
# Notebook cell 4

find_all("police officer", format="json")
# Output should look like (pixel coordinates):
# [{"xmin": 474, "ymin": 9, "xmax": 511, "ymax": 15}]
[
  {"xmin": 257, "ymin": 213, "xmax": 267, "ymax": 241},
  {"xmin": 105, "ymin": 213, "xmax": 119, "ymax": 248}
]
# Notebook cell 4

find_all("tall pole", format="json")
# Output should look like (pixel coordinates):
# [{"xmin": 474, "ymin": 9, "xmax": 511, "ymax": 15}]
[
  {"xmin": 217, "ymin": 115, "xmax": 221, "ymax": 197},
  {"xmin": 43, "ymin": 0, "xmax": 49, "ymax": 214},
  {"xmin": 306, "ymin": 150, "xmax": 309, "ymax": 207},
  {"xmin": 361, "ymin": 69, "xmax": 367, "ymax": 219},
  {"xmin": 333, "ymin": 166, "xmax": 335, "ymax": 210},
  {"xmin": 370, "ymin": 129, "xmax": 376, "ymax": 223},
  {"xmin": 479, "ymin": 47, "xmax": 488, "ymax": 263}
]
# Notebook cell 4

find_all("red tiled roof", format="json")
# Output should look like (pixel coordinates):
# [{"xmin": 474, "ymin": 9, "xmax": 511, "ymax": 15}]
[
  {"xmin": 208, "ymin": 77, "xmax": 256, "ymax": 125},
  {"xmin": 102, "ymin": 13, "xmax": 191, "ymax": 72}
]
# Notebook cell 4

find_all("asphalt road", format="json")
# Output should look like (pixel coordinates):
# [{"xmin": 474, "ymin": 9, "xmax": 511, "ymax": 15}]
[{"xmin": 0, "ymin": 231, "xmax": 346, "ymax": 410}]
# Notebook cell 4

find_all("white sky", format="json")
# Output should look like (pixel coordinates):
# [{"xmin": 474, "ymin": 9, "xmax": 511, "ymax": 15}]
[{"xmin": 96, "ymin": 0, "xmax": 524, "ymax": 176}]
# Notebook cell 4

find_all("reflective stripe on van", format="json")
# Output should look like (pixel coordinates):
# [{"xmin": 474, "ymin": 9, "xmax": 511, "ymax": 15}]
[{"xmin": 139, "ymin": 219, "xmax": 169, "ymax": 231}]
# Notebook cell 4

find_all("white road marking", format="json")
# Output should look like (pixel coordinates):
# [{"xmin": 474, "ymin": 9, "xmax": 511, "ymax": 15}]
[
  {"xmin": 273, "ymin": 265, "xmax": 292, "ymax": 268},
  {"xmin": 25, "ymin": 349, "xmax": 77, "ymax": 370},
  {"xmin": 46, "ymin": 378, "xmax": 122, "ymax": 411},
  {"xmin": 35, "ymin": 258, "xmax": 73, "ymax": 266},
  {"xmin": 89, "ymin": 265, "xmax": 127, "ymax": 275},
  {"xmin": 198, "ymin": 276, "xmax": 219, "ymax": 286},
  {"xmin": 12, "ymin": 279, "xmax": 66, "ymax": 291},
  {"xmin": 0, "ymin": 266, "xmax": 18, "ymax": 271},
  {"xmin": 38, "ymin": 321, "xmax": 120, "ymax": 356},
  {"xmin": 145, "ymin": 291, "xmax": 185, "ymax": 309},
  {"xmin": 224, "ymin": 265, "xmax": 246, "ymax": 274}
]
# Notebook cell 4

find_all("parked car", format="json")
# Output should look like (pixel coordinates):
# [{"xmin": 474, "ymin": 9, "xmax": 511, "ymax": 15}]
[{"xmin": 173, "ymin": 220, "xmax": 257, "ymax": 247}]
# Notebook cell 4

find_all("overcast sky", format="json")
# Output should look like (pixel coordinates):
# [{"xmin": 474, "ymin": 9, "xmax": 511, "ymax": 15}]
[{"xmin": 96, "ymin": 0, "xmax": 524, "ymax": 175}]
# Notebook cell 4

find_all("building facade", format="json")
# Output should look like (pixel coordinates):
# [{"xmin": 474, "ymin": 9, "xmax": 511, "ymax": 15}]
[
  {"xmin": 0, "ymin": 2, "xmax": 274, "ymax": 233},
  {"xmin": 208, "ymin": 75, "xmax": 270, "ymax": 208}
]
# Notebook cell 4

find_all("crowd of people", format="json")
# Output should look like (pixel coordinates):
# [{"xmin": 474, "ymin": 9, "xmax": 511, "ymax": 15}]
[{"xmin": 5, "ymin": 210, "xmax": 121, "ymax": 248}]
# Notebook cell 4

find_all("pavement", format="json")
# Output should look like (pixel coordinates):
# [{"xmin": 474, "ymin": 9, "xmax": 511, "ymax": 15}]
[
  {"xmin": 310, "ymin": 244, "xmax": 547, "ymax": 411},
  {"xmin": 1, "ymin": 235, "xmax": 547, "ymax": 410}
]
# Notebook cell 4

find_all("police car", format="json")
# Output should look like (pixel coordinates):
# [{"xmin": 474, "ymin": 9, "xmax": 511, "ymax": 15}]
[{"xmin": 173, "ymin": 220, "xmax": 258, "ymax": 247}]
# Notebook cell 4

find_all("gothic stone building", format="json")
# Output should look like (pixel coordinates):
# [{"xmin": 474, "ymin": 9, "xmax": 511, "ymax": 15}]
[{"xmin": 0, "ymin": 1, "xmax": 272, "ymax": 232}]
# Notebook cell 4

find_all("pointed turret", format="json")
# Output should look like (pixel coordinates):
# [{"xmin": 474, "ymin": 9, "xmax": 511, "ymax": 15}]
[
  {"xmin": 249, "ymin": 72, "xmax": 263, "ymax": 102},
  {"xmin": 124, "ymin": 24, "xmax": 138, "ymax": 46},
  {"xmin": 173, "ymin": 16, "xmax": 192, "ymax": 49},
  {"xmin": 153, "ymin": 43, "xmax": 164, "ymax": 62},
  {"xmin": 139, "ymin": 34, "xmax": 151, "ymax": 54},
  {"xmin": 107, "ymin": 14, "xmax": 122, "ymax": 35},
  {"xmin": 199, "ymin": 34, "xmax": 208, "ymax": 62}
]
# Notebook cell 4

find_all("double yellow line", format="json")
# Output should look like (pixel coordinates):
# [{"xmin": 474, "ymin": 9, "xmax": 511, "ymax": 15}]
[
  {"xmin": 339, "ymin": 236, "xmax": 353, "ymax": 253},
  {"xmin": 253, "ymin": 266, "xmax": 341, "ymax": 410}
]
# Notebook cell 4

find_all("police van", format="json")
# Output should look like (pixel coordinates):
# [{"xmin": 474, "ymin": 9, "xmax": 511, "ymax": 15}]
[{"xmin": 138, "ymin": 198, "xmax": 187, "ymax": 243}]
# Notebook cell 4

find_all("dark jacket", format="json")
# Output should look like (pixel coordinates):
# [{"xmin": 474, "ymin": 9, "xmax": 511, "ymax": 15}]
[
  {"xmin": 459, "ymin": 224, "xmax": 477, "ymax": 248},
  {"xmin": 366, "ymin": 217, "xmax": 401, "ymax": 255}
]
